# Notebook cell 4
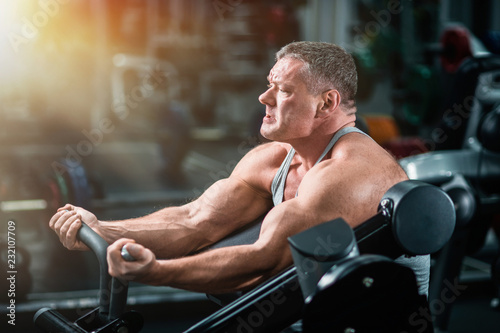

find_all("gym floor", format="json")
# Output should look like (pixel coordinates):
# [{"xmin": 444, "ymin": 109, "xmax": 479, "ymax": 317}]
[{"xmin": 2, "ymin": 137, "xmax": 500, "ymax": 332}]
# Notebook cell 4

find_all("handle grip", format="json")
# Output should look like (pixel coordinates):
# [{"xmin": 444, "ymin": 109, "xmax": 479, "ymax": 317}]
[
  {"xmin": 34, "ymin": 307, "xmax": 86, "ymax": 333},
  {"xmin": 77, "ymin": 223, "xmax": 112, "ymax": 315},
  {"xmin": 121, "ymin": 245, "xmax": 137, "ymax": 261},
  {"xmin": 77, "ymin": 222, "xmax": 109, "ymax": 259},
  {"xmin": 76, "ymin": 222, "xmax": 129, "ymax": 319}
]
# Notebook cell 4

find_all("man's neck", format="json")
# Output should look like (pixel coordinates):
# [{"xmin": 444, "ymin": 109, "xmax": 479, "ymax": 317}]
[{"xmin": 290, "ymin": 121, "xmax": 356, "ymax": 170}]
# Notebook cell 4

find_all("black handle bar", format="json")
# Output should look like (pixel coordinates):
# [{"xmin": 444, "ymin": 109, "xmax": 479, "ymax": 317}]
[
  {"xmin": 34, "ymin": 222, "xmax": 131, "ymax": 333},
  {"xmin": 78, "ymin": 222, "xmax": 129, "ymax": 319},
  {"xmin": 78, "ymin": 222, "xmax": 114, "ymax": 315}
]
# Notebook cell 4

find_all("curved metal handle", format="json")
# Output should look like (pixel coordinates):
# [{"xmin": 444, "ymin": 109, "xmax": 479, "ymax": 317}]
[{"xmin": 77, "ymin": 223, "xmax": 129, "ymax": 319}]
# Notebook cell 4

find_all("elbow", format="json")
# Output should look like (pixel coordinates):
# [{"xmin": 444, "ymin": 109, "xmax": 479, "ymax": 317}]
[{"xmin": 252, "ymin": 241, "xmax": 293, "ymax": 279}]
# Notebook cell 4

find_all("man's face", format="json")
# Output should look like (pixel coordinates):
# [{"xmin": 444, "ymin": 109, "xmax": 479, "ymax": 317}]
[{"xmin": 259, "ymin": 58, "xmax": 323, "ymax": 143}]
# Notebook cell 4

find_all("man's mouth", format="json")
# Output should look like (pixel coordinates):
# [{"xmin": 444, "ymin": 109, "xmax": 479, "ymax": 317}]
[
  {"xmin": 263, "ymin": 114, "xmax": 275, "ymax": 122},
  {"xmin": 262, "ymin": 114, "xmax": 273, "ymax": 125}
]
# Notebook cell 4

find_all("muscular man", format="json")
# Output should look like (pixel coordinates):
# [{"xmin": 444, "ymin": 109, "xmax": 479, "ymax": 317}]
[{"xmin": 50, "ymin": 41, "xmax": 428, "ymax": 295}]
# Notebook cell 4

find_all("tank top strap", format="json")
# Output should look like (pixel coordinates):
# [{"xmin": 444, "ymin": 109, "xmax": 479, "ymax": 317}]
[
  {"xmin": 271, "ymin": 147, "xmax": 296, "ymax": 206},
  {"xmin": 313, "ymin": 126, "xmax": 368, "ymax": 166}
]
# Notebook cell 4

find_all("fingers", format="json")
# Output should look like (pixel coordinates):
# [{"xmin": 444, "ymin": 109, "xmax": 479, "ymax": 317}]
[
  {"xmin": 123, "ymin": 243, "xmax": 143, "ymax": 261},
  {"xmin": 56, "ymin": 205, "xmax": 98, "ymax": 230},
  {"xmin": 107, "ymin": 239, "xmax": 155, "ymax": 281},
  {"xmin": 107, "ymin": 238, "xmax": 135, "ymax": 279},
  {"xmin": 51, "ymin": 204, "xmax": 78, "ymax": 231},
  {"xmin": 49, "ymin": 209, "xmax": 74, "ymax": 231},
  {"xmin": 108, "ymin": 238, "xmax": 138, "ymax": 262},
  {"xmin": 49, "ymin": 209, "xmax": 84, "ymax": 250},
  {"xmin": 57, "ymin": 204, "xmax": 77, "ymax": 213},
  {"xmin": 49, "ymin": 209, "xmax": 65, "ymax": 229},
  {"xmin": 63, "ymin": 216, "xmax": 82, "ymax": 249}
]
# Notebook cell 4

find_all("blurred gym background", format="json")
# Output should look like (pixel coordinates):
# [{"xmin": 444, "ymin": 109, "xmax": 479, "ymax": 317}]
[{"xmin": 1, "ymin": 0, "xmax": 500, "ymax": 332}]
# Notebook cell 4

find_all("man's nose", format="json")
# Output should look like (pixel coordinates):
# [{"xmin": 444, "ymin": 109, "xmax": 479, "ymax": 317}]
[{"xmin": 259, "ymin": 88, "xmax": 275, "ymax": 106}]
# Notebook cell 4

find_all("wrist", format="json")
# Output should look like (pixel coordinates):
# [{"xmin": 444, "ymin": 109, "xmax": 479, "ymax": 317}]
[
  {"xmin": 141, "ymin": 259, "xmax": 168, "ymax": 286},
  {"xmin": 98, "ymin": 221, "xmax": 127, "ymax": 244}
]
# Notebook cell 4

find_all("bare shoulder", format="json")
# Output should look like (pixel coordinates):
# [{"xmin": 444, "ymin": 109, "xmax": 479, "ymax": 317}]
[
  {"xmin": 231, "ymin": 141, "xmax": 290, "ymax": 194},
  {"xmin": 332, "ymin": 132, "xmax": 407, "ymax": 177},
  {"xmin": 298, "ymin": 132, "xmax": 408, "ymax": 226}
]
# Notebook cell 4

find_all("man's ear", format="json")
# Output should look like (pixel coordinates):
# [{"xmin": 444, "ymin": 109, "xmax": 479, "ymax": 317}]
[{"xmin": 316, "ymin": 89, "xmax": 341, "ymax": 117}]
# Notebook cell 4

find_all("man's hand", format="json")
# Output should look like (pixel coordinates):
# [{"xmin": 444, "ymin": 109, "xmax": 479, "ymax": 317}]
[
  {"xmin": 107, "ymin": 238, "xmax": 158, "ymax": 283},
  {"xmin": 49, "ymin": 204, "xmax": 100, "ymax": 251}
]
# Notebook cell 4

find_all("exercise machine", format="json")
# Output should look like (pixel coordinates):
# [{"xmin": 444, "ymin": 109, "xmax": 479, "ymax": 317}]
[
  {"xmin": 34, "ymin": 180, "xmax": 455, "ymax": 332},
  {"xmin": 399, "ymin": 54, "xmax": 500, "ymax": 331},
  {"xmin": 34, "ymin": 224, "xmax": 143, "ymax": 333}
]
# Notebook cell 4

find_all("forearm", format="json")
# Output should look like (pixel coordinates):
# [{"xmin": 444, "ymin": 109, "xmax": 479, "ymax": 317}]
[
  {"xmin": 98, "ymin": 205, "xmax": 211, "ymax": 259},
  {"xmin": 98, "ymin": 178, "xmax": 272, "ymax": 259},
  {"xmin": 143, "ymin": 245, "xmax": 287, "ymax": 294}
]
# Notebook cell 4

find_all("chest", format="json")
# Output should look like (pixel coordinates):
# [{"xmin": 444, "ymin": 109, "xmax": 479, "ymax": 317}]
[{"xmin": 282, "ymin": 166, "xmax": 306, "ymax": 201}]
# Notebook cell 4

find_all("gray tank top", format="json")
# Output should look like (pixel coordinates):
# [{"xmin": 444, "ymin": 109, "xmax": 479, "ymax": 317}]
[{"xmin": 271, "ymin": 126, "xmax": 430, "ymax": 296}]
